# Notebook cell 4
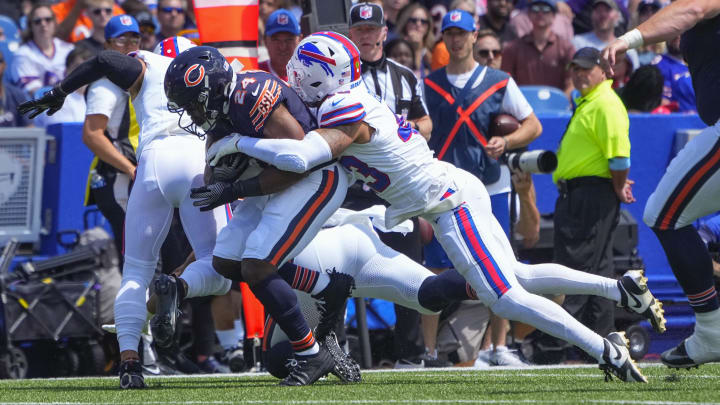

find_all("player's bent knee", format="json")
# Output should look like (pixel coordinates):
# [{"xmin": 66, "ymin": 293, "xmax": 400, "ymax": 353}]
[
  {"xmin": 240, "ymin": 258, "xmax": 276, "ymax": 286},
  {"xmin": 212, "ymin": 256, "xmax": 244, "ymax": 282}
]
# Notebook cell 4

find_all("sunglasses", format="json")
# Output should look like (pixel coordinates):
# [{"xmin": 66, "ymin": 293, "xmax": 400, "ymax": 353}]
[
  {"xmin": 160, "ymin": 6, "xmax": 185, "ymax": 14},
  {"xmin": 110, "ymin": 35, "xmax": 141, "ymax": 46},
  {"xmin": 477, "ymin": 48, "xmax": 501, "ymax": 58},
  {"xmin": 407, "ymin": 17, "xmax": 430, "ymax": 26},
  {"xmin": 92, "ymin": 7, "xmax": 113, "ymax": 16},
  {"xmin": 529, "ymin": 4, "xmax": 554, "ymax": 13},
  {"xmin": 32, "ymin": 17, "xmax": 53, "ymax": 26}
]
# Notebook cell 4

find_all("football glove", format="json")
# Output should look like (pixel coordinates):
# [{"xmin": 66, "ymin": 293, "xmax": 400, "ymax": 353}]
[
  {"xmin": 207, "ymin": 134, "xmax": 242, "ymax": 167},
  {"xmin": 190, "ymin": 177, "xmax": 262, "ymax": 211},
  {"xmin": 17, "ymin": 85, "xmax": 67, "ymax": 118}
]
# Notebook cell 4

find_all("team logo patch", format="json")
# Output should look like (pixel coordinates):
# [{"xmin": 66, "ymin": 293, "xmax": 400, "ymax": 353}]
[
  {"xmin": 359, "ymin": 5, "xmax": 372, "ymax": 19},
  {"xmin": 278, "ymin": 14, "xmax": 288, "ymax": 25},
  {"xmin": 120, "ymin": 15, "xmax": 133, "ymax": 26},
  {"xmin": 184, "ymin": 64, "xmax": 205, "ymax": 87},
  {"xmin": 450, "ymin": 10, "xmax": 462, "ymax": 22},
  {"xmin": 297, "ymin": 42, "xmax": 336, "ymax": 76}
]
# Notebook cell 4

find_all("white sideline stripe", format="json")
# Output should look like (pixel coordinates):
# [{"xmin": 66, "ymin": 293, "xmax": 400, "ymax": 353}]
[
  {"xmin": 1, "ymin": 401, "xmax": 719, "ymax": 405},
  {"xmin": 194, "ymin": 0, "xmax": 258, "ymax": 8}
]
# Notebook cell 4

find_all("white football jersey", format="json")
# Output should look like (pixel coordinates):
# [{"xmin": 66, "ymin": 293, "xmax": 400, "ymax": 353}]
[
  {"xmin": 131, "ymin": 51, "xmax": 199, "ymax": 156},
  {"xmin": 12, "ymin": 38, "xmax": 74, "ymax": 94},
  {"xmin": 315, "ymin": 88, "xmax": 464, "ymax": 228}
]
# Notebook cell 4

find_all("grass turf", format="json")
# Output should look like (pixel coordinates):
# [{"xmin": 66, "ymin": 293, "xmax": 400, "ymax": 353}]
[{"xmin": 0, "ymin": 363, "xmax": 719, "ymax": 404}]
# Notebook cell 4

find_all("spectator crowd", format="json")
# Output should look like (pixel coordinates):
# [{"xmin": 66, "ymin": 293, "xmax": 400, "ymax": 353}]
[{"xmin": 0, "ymin": 0, "xmax": 702, "ymax": 374}]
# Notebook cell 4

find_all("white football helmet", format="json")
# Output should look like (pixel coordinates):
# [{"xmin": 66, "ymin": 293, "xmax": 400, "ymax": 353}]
[
  {"xmin": 153, "ymin": 36, "xmax": 196, "ymax": 57},
  {"xmin": 286, "ymin": 31, "xmax": 363, "ymax": 105}
]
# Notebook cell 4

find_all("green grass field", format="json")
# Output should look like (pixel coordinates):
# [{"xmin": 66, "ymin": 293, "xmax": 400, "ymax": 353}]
[{"xmin": 1, "ymin": 363, "xmax": 719, "ymax": 404}]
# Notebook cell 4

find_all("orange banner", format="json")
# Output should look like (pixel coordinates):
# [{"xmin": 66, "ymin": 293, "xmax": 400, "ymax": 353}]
[{"xmin": 193, "ymin": 0, "xmax": 259, "ymax": 70}]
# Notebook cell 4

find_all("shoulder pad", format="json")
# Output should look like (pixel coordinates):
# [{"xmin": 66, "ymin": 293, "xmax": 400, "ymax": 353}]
[{"xmin": 318, "ymin": 93, "xmax": 366, "ymax": 128}]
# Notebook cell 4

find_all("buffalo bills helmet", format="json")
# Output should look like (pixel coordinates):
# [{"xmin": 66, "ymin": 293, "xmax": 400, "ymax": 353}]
[
  {"xmin": 153, "ymin": 36, "xmax": 196, "ymax": 57},
  {"xmin": 286, "ymin": 32, "xmax": 362, "ymax": 105},
  {"xmin": 164, "ymin": 45, "xmax": 235, "ymax": 137}
]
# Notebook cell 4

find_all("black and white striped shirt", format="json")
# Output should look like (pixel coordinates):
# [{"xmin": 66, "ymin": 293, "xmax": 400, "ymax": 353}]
[{"xmin": 359, "ymin": 55, "xmax": 429, "ymax": 120}]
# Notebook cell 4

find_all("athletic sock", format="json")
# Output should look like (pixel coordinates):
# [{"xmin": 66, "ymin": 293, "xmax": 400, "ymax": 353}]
[
  {"xmin": 234, "ymin": 319, "xmax": 245, "ymax": 342},
  {"xmin": 216, "ymin": 329, "xmax": 239, "ymax": 350},
  {"xmin": 249, "ymin": 273, "xmax": 318, "ymax": 355},
  {"xmin": 654, "ymin": 226, "xmax": 719, "ymax": 313}
]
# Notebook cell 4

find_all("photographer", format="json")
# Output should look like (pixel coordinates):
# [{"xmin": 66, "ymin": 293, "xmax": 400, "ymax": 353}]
[{"xmin": 553, "ymin": 47, "xmax": 634, "ymax": 359}]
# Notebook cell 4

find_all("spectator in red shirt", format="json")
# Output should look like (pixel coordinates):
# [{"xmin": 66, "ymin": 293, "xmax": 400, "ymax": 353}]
[
  {"xmin": 258, "ymin": 9, "xmax": 300, "ymax": 82},
  {"xmin": 501, "ymin": 0, "xmax": 575, "ymax": 96}
]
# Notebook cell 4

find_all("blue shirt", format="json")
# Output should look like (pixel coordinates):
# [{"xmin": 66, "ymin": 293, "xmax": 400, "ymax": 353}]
[
  {"xmin": 652, "ymin": 54, "xmax": 697, "ymax": 114},
  {"xmin": 0, "ymin": 82, "xmax": 30, "ymax": 127}
]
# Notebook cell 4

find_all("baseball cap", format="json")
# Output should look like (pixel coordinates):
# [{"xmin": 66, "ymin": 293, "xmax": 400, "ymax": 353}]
[
  {"xmin": 105, "ymin": 15, "xmax": 140, "ymax": 40},
  {"xmin": 134, "ymin": 11, "xmax": 155, "ymax": 28},
  {"xmin": 592, "ymin": 0, "xmax": 619, "ymax": 11},
  {"xmin": 529, "ymin": 0, "xmax": 558, "ymax": 12},
  {"xmin": 349, "ymin": 3, "xmax": 385, "ymax": 28},
  {"xmin": 441, "ymin": 9, "xmax": 476, "ymax": 33},
  {"xmin": 638, "ymin": 0, "xmax": 662, "ymax": 12},
  {"xmin": 265, "ymin": 9, "xmax": 301, "ymax": 36},
  {"xmin": 568, "ymin": 47, "xmax": 603, "ymax": 69}
]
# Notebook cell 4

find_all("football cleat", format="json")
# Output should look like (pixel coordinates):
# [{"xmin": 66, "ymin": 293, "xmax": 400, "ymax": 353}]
[
  {"xmin": 599, "ymin": 332, "xmax": 647, "ymax": 383},
  {"xmin": 150, "ymin": 274, "xmax": 182, "ymax": 349},
  {"xmin": 323, "ymin": 332, "xmax": 361, "ymax": 383},
  {"xmin": 197, "ymin": 356, "xmax": 230, "ymax": 374},
  {"xmin": 119, "ymin": 360, "xmax": 146, "ymax": 389},
  {"xmin": 279, "ymin": 345, "xmax": 336, "ymax": 386},
  {"xmin": 662, "ymin": 337, "xmax": 720, "ymax": 369},
  {"xmin": 222, "ymin": 346, "xmax": 247, "ymax": 372},
  {"xmin": 312, "ymin": 270, "xmax": 355, "ymax": 342},
  {"xmin": 490, "ymin": 347, "xmax": 528, "ymax": 367},
  {"xmin": 617, "ymin": 270, "xmax": 666, "ymax": 333}
]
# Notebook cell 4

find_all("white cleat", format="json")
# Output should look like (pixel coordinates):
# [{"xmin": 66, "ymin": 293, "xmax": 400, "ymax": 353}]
[
  {"xmin": 617, "ymin": 270, "xmax": 666, "ymax": 333},
  {"xmin": 599, "ymin": 331, "xmax": 647, "ymax": 383}
]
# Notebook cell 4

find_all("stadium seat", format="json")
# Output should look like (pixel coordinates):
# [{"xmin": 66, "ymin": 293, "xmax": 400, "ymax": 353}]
[{"xmin": 519, "ymin": 85, "xmax": 571, "ymax": 113}]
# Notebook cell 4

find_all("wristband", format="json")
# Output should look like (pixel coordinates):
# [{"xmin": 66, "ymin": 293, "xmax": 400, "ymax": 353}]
[{"xmin": 618, "ymin": 28, "xmax": 644, "ymax": 50}]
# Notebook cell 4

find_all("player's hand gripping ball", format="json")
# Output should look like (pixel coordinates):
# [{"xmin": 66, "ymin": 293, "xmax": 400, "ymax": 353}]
[{"xmin": 212, "ymin": 153, "xmax": 250, "ymax": 182}]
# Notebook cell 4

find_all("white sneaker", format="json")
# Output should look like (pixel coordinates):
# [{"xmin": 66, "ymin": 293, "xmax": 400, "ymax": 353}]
[
  {"xmin": 599, "ymin": 332, "xmax": 647, "ymax": 383},
  {"xmin": 617, "ymin": 270, "xmax": 666, "ymax": 333},
  {"xmin": 490, "ymin": 346, "xmax": 527, "ymax": 367},
  {"xmin": 474, "ymin": 349, "xmax": 491, "ymax": 369}
]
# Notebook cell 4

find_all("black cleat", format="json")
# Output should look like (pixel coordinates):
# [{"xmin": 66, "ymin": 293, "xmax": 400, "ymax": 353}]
[
  {"xmin": 662, "ymin": 340, "xmax": 698, "ymax": 369},
  {"xmin": 312, "ymin": 270, "xmax": 355, "ymax": 341},
  {"xmin": 150, "ymin": 274, "xmax": 182, "ymax": 349},
  {"xmin": 323, "ymin": 332, "xmax": 361, "ymax": 383},
  {"xmin": 119, "ymin": 360, "xmax": 146, "ymax": 389},
  {"xmin": 599, "ymin": 332, "xmax": 647, "ymax": 383},
  {"xmin": 617, "ymin": 270, "xmax": 666, "ymax": 333},
  {"xmin": 222, "ymin": 346, "xmax": 247, "ymax": 372},
  {"xmin": 279, "ymin": 345, "xmax": 335, "ymax": 386}
]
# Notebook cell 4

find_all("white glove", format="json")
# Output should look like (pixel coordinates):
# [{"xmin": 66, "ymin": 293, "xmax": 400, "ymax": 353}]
[{"xmin": 207, "ymin": 133, "xmax": 243, "ymax": 166}]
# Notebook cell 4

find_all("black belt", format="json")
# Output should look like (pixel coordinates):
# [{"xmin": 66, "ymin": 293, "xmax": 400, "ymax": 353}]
[{"xmin": 557, "ymin": 176, "xmax": 611, "ymax": 194}]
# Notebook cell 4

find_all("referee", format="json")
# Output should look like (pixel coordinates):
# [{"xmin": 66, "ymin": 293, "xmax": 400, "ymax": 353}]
[
  {"xmin": 553, "ymin": 47, "xmax": 634, "ymax": 357},
  {"xmin": 346, "ymin": 2, "xmax": 438, "ymax": 368}
]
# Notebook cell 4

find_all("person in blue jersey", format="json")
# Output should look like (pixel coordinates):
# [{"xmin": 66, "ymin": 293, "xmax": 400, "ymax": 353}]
[
  {"xmin": 605, "ymin": 0, "xmax": 720, "ymax": 369},
  {"xmin": 651, "ymin": 34, "xmax": 696, "ymax": 114}
]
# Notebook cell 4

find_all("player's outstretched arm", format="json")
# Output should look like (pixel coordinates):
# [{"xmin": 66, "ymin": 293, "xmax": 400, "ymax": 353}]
[
  {"xmin": 18, "ymin": 51, "xmax": 145, "ymax": 118},
  {"xmin": 604, "ymin": 0, "xmax": 720, "ymax": 71}
]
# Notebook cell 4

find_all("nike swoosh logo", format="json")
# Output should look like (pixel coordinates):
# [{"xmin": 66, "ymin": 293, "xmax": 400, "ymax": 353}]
[
  {"xmin": 612, "ymin": 345, "xmax": 623, "ymax": 361},
  {"xmin": 252, "ymin": 86, "xmax": 260, "ymax": 97},
  {"xmin": 629, "ymin": 293, "xmax": 642, "ymax": 309},
  {"xmin": 332, "ymin": 98, "xmax": 345, "ymax": 107}
]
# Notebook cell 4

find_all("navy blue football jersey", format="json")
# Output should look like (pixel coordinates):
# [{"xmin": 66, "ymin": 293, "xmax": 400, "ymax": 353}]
[{"xmin": 227, "ymin": 70, "xmax": 317, "ymax": 137}]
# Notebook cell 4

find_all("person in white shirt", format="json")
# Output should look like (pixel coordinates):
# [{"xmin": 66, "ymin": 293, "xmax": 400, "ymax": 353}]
[
  {"xmin": 11, "ymin": 3, "xmax": 74, "ymax": 95},
  {"xmin": 572, "ymin": 0, "xmax": 639, "ymax": 68}
]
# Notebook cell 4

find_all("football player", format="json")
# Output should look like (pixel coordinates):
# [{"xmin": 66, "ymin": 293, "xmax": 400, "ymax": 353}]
[{"xmin": 204, "ymin": 32, "xmax": 663, "ymax": 383}]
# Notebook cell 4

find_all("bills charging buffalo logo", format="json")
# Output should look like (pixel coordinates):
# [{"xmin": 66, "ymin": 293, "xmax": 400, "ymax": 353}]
[
  {"xmin": 184, "ymin": 64, "xmax": 205, "ymax": 87},
  {"xmin": 359, "ymin": 5, "xmax": 372, "ymax": 19},
  {"xmin": 450, "ymin": 10, "xmax": 462, "ymax": 22},
  {"xmin": 278, "ymin": 13, "xmax": 288, "ymax": 25},
  {"xmin": 297, "ymin": 42, "xmax": 336, "ymax": 76}
]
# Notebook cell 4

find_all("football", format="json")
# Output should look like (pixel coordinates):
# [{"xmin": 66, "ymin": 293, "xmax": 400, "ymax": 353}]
[{"xmin": 489, "ymin": 113, "xmax": 520, "ymax": 138}]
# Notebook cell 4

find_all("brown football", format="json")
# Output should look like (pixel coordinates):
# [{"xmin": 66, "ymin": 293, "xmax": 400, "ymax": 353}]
[{"xmin": 489, "ymin": 113, "xmax": 520, "ymax": 138}]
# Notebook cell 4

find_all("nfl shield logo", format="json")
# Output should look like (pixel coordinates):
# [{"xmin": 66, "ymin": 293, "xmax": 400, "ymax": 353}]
[
  {"xmin": 450, "ymin": 11, "xmax": 462, "ymax": 22},
  {"xmin": 278, "ymin": 14, "xmax": 288, "ymax": 25},
  {"xmin": 360, "ymin": 5, "xmax": 373, "ymax": 19},
  {"xmin": 120, "ymin": 15, "xmax": 132, "ymax": 26}
]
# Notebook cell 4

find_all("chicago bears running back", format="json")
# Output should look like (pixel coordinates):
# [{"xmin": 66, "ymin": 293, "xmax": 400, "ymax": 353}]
[
  {"xmin": 208, "ymin": 32, "xmax": 664, "ymax": 382},
  {"xmin": 163, "ymin": 46, "xmax": 354, "ymax": 386}
]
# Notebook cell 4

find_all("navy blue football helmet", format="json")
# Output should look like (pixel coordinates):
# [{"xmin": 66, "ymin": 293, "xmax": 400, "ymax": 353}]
[{"xmin": 164, "ymin": 46, "xmax": 235, "ymax": 137}]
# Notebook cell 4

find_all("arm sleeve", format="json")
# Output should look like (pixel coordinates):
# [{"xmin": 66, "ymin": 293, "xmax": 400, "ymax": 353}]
[
  {"xmin": 235, "ymin": 131, "xmax": 333, "ymax": 173},
  {"xmin": 59, "ymin": 50, "xmax": 143, "ymax": 94},
  {"xmin": 501, "ymin": 78, "xmax": 534, "ymax": 121}
]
